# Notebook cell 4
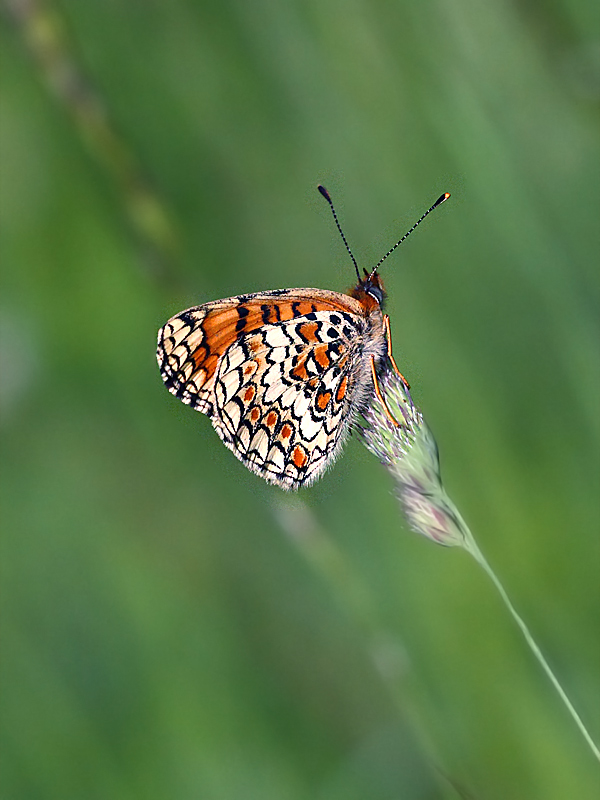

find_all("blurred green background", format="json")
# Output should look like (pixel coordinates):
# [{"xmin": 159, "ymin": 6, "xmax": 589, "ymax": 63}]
[{"xmin": 1, "ymin": 0, "xmax": 599, "ymax": 798}]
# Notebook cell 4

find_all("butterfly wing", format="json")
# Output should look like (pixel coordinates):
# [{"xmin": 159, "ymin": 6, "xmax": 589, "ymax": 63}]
[
  {"xmin": 211, "ymin": 311, "xmax": 364, "ymax": 488},
  {"xmin": 157, "ymin": 289, "xmax": 384, "ymax": 488}
]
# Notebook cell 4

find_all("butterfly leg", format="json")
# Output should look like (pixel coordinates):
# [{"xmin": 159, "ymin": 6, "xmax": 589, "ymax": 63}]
[
  {"xmin": 370, "ymin": 356, "xmax": 401, "ymax": 427},
  {"xmin": 383, "ymin": 314, "xmax": 410, "ymax": 390}
]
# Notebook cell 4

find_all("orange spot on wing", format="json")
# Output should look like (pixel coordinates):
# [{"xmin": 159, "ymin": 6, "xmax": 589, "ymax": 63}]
[
  {"xmin": 292, "ymin": 446, "xmax": 308, "ymax": 468},
  {"xmin": 314, "ymin": 345, "xmax": 331, "ymax": 370},
  {"xmin": 298, "ymin": 322, "xmax": 319, "ymax": 342},
  {"xmin": 250, "ymin": 407, "xmax": 260, "ymax": 422},
  {"xmin": 244, "ymin": 386, "xmax": 255, "ymax": 402},
  {"xmin": 281, "ymin": 424, "xmax": 292, "ymax": 440},
  {"xmin": 192, "ymin": 349, "xmax": 219, "ymax": 384},
  {"xmin": 191, "ymin": 344, "xmax": 208, "ymax": 368},
  {"xmin": 277, "ymin": 301, "xmax": 313, "ymax": 320},
  {"xmin": 317, "ymin": 391, "xmax": 331, "ymax": 410},
  {"xmin": 291, "ymin": 355, "xmax": 309, "ymax": 381},
  {"xmin": 265, "ymin": 411, "xmax": 278, "ymax": 428},
  {"xmin": 335, "ymin": 375, "xmax": 348, "ymax": 402},
  {"xmin": 202, "ymin": 309, "xmax": 239, "ymax": 339}
]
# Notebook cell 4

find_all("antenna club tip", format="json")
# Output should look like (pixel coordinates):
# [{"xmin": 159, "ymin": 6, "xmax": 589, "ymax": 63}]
[
  {"xmin": 317, "ymin": 184, "xmax": 332, "ymax": 202},
  {"xmin": 434, "ymin": 192, "xmax": 450, "ymax": 207}
]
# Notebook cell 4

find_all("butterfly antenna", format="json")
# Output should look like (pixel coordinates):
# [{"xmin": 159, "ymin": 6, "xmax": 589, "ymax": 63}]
[
  {"xmin": 318, "ymin": 184, "xmax": 361, "ymax": 282},
  {"xmin": 368, "ymin": 192, "xmax": 450, "ymax": 280}
]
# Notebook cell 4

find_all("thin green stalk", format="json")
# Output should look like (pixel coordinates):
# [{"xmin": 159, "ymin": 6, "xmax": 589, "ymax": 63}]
[
  {"xmin": 360, "ymin": 367, "xmax": 600, "ymax": 763},
  {"xmin": 465, "ymin": 537, "xmax": 600, "ymax": 762}
]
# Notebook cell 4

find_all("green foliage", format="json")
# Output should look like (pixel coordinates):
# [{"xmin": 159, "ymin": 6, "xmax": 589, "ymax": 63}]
[{"xmin": 1, "ymin": 1, "xmax": 598, "ymax": 798}]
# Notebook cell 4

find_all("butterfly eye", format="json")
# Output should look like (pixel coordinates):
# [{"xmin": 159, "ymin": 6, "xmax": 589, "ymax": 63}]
[{"xmin": 366, "ymin": 284, "xmax": 384, "ymax": 304}]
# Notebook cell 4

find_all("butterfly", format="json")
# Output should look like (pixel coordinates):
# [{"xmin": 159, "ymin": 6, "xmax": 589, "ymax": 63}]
[{"xmin": 157, "ymin": 186, "xmax": 449, "ymax": 489}]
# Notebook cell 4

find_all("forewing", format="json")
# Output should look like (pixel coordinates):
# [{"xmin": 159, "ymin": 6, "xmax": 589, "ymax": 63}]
[{"xmin": 157, "ymin": 289, "xmax": 362, "ymax": 414}]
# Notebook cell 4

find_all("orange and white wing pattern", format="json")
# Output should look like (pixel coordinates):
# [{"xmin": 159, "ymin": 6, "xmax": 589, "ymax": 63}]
[{"xmin": 157, "ymin": 288, "xmax": 388, "ymax": 488}]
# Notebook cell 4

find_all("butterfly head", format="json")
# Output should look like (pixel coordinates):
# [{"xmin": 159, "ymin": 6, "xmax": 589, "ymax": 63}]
[{"xmin": 351, "ymin": 270, "xmax": 386, "ymax": 309}]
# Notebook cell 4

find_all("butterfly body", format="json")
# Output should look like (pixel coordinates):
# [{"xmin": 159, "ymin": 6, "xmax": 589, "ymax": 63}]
[{"xmin": 157, "ymin": 275, "xmax": 388, "ymax": 489}]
